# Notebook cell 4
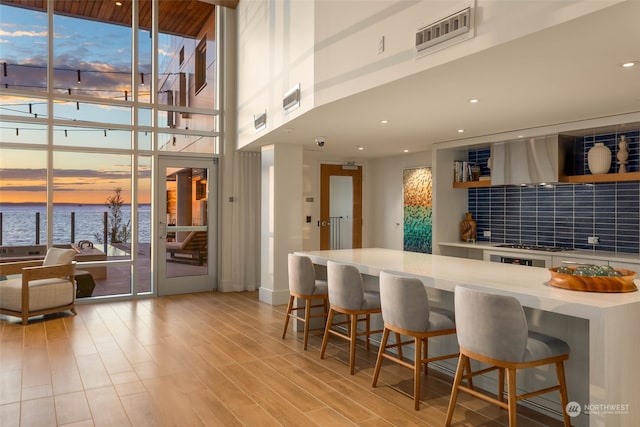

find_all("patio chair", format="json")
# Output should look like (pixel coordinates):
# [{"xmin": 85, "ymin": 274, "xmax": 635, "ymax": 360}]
[
  {"xmin": 166, "ymin": 230, "xmax": 208, "ymax": 265},
  {"xmin": 0, "ymin": 247, "xmax": 77, "ymax": 325}
]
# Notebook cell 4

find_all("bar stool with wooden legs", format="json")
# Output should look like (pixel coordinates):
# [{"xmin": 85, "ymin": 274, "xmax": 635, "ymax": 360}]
[
  {"xmin": 282, "ymin": 254, "xmax": 329, "ymax": 350},
  {"xmin": 320, "ymin": 261, "xmax": 383, "ymax": 374},
  {"xmin": 371, "ymin": 271, "xmax": 460, "ymax": 410},
  {"xmin": 446, "ymin": 285, "xmax": 571, "ymax": 427}
]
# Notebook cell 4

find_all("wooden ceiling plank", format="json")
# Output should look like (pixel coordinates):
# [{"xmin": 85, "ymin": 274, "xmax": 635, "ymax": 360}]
[
  {"xmin": 1, "ymin": 0, "xmax": 217, "ymax": 38},
  {"xmin": 138, "ymin": 0, "xmax": 152, "ymax": 30},
  {"xmin": 99, "ymin": 1, "xmax": 115, "ymax": 23}
]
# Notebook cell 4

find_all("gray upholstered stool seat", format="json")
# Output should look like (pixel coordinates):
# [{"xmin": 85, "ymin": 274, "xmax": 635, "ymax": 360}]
[
  {"xmin": 425, "ymin": 307, "xmax": 456, "ymax": 331},
  {"xmin": 446, "ymin": 285, "xmax": 571, "ymax": 426},
  {"xmin": 523, "ymin": 331, "xmax": 570, "ymax": 362},
  {"xmin": 360, "ymin": 291, "xmax": 381, "ymax": 310},
  {"xmin": 372, "ymin": 271, "xmax": 459, "ymax": 410},
  {"xmin": 320, "ymin": 261, "xmax": 383, "ymax": 374},
  {"xmin": 282, "ymin": 254, "xmax": 329, "ymax": 350}
]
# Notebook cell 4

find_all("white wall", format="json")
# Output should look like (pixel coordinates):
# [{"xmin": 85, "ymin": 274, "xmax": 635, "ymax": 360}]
[
  {"xmin": 313, "ymin": 0, "xmax": 620, "ymax": 109},
  {"xmin": 237, "ymin": 0, "xmax": 622, "ymax": 149},
  {"xmin": 368, "ymin": 149, "xmax": 433, "ymax": 249},
  {"xmin": 236, "ymin": 0, "xmax": 315, "ymax": 149}
]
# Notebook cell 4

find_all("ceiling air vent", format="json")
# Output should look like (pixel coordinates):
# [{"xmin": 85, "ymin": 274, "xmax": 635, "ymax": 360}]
[
  {"xmin": 283, "ymin": 84, "xmax": 300, "ymax": 112},
  {"xmin": 254, "ymin": 111, "xmax": 266, "ymax": 131},
  {"xmin": 415, "ymin": 7, "xmax": 473, "ymax": 54}
]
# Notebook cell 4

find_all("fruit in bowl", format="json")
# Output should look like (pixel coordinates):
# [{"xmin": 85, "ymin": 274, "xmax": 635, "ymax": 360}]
[{"xmin": 548, "ymin": 264, "xmax": 637, "ymax": 293}]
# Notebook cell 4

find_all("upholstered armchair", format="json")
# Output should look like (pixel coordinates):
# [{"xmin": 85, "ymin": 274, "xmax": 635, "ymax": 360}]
[{"xmin": 0, "ymin": 248, "xmax": 77, "ymax": 325}]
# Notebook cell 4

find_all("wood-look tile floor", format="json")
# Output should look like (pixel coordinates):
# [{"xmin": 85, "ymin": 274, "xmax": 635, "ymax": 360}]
[{"xmin": 0, "ymin": 292, "xmax": 564, "ymax": 426}]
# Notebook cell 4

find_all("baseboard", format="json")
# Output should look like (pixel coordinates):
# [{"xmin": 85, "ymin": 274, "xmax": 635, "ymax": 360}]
[{"xmin": 258, "ymin": 287, "xmax": 290, "ymax": 305}]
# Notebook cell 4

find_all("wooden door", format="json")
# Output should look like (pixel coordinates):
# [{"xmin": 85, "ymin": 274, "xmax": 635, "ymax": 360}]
[{"xmin": 320, "ymin": 164, "xmax": 362, "ymax": 250}]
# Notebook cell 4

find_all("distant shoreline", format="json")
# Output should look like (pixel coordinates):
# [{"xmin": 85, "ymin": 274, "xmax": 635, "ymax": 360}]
[{"xmin": 0, "ymin": 203, "xmax": 152, "ymax": 245}]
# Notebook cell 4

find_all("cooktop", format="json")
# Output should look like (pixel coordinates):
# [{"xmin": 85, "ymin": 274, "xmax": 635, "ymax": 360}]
[{"xmin": 496, "ymin": 244, "xmax": 573, "ymax": 252}]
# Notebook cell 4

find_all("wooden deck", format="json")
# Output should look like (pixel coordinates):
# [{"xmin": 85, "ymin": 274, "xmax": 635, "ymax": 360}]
[{"xmin": 85, "ymin": 244, "xmax": 207, "ymax": 297}]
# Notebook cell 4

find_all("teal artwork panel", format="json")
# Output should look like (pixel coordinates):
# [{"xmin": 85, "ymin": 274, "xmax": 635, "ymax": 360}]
[
  {"xmin": 404, "ymin": 206, "xmax": 432, "ymax": 253},
  {"xmin": 403, "ymin": 167, "xmax": 432, "ymax": 253}
]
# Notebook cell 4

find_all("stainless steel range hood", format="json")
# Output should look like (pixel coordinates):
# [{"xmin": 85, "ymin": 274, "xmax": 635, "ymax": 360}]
[{"xmin": 490, "ymin": 135, "xmax": 567, "ymax": 186}]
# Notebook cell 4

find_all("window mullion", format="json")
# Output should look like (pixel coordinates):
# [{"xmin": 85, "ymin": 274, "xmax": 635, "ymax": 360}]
[
  {"xmin": 46, "ymin": 0, "xmax": 54, "ymax": 248},
  {"xmin": 131, "ymin": 0, "xmax": 139, "ymax": 293}
]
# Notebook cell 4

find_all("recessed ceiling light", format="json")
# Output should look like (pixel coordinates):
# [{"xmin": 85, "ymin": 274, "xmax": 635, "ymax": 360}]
[
  {"xmin": 468, "ymin": 98, "xmax": 479, "ymax": 103},
  {"xmin": 115, "ymin": 1, "xmax": 122, "ymax": 6},
  {"xmin": 380, "ymin": 120, "xmax": 388, "ymax": 124},
  {"xmin": 517, "ymin": 135, "xmax": 524, "ymax": 138},
  {"xmin": 457, "ymin": 129, "xmax": 464, "ymax": 133},
  {"xmin": 357, "ymin": 145, "xmax": 364, "ymax": 151},
  {"xmin": 621, "ymin": 61, "xmax": 637, "ymax": 68},
  {"xmin": 403, "ymin": 149, "xmax": 409, "ymax": 153}
]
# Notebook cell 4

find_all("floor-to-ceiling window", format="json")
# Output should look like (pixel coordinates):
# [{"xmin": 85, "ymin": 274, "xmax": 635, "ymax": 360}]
[{"xmin": 0, "ymin": 0, "xmax": 220, "ymax": 299}]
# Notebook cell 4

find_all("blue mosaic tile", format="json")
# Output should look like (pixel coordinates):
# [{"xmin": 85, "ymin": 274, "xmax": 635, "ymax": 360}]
[
  {"xmin": 466, "ymin": 130, "xmax": 639, "ymax": 255},
  {"xmin": 468, "ymin": 148, "xmax": 492, "ymax": 177}
]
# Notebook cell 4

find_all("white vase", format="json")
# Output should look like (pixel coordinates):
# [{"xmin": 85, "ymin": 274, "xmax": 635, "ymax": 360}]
[{"xmin": 587, "ymin": 142, "xmax": 611, "ymax": 174}]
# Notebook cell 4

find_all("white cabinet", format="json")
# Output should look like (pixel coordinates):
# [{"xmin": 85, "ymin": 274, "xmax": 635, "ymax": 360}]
[
  {"xmin": 608, "ymin": 260, "xmax": 640, "ymax": 275},
  {"xmin": 551, "ymin": 255, "xmax": 609, "ymax": 267}
]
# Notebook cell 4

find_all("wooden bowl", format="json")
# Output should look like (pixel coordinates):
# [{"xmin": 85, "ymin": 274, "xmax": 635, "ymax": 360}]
[{"xmin": 548, "ymin": 267, "xmax": 638, "ymax": 293}]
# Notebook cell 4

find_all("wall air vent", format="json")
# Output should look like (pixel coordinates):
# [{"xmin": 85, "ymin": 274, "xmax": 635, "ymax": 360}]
[
  {"xmin": 254, "ymin": 111, "xmax": 267, "ymax": 131},
  {"xmin": 283, "ymin": 84, "xmax": 300, "ymax": 112},
  {"xmin": 415, "ymin": 7, "xmax": 473, "ymax": 55}
]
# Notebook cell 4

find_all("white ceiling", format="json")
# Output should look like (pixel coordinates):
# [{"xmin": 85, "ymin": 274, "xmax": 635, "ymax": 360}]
[{"xmin": 245, "ymin": 1, "xmax": 640, "ymax": 159}]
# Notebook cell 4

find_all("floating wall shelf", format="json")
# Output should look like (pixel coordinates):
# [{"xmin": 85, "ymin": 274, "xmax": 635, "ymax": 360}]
[
  {"xmin": 452, "ymin": 180, "xmax": 492, "ymax": 188},
  {"xmin": 453, "ymin": 172, "xmax": 640, "ymax": 187},
  {"xmin": 559, "ymin": 172, "xmax": 640, "ymax": 183}
]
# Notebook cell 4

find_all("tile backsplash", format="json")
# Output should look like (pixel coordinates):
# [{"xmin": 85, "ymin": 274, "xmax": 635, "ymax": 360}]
[{"xmin": 468, "ymin": 130, "xmax": 640, "ymax": 254}]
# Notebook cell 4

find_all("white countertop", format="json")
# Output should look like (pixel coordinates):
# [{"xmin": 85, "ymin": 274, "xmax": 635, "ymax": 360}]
[
  {"xmin": 298, "ymin": 248, "xmax": 640, "ymax": 426},
  {"xmin": 439, "ymin": 241, "xmax": 640, "ymax": 264},
  {"xmin": 299, "ymin": 248, "xmax": 640, "ymax": 321}
]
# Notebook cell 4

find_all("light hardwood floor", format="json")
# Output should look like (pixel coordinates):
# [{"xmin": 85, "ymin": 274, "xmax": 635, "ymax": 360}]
[{"xmin": 0, "ymin": 292, "xmax": 564, "ymax": 426}]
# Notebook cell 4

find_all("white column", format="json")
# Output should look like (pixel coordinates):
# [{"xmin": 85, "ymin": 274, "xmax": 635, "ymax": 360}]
[{"xmin": 260, "ymin": 144, "xmax": 303, "ymax": 305}]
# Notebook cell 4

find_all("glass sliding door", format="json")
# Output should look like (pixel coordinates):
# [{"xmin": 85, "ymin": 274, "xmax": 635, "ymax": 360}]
[{"xmin": 156, "ymin": 156, "xmax": 217, "ymax": 295}]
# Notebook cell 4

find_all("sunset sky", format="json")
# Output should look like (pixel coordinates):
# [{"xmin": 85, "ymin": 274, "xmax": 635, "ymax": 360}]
[
  {"xmin": 0, "ymin": 3, "xmax": 169, "ymax": 205},
  {"xmin": 0, "ymin": 147, "xmax": 152, "ymax": 204}
]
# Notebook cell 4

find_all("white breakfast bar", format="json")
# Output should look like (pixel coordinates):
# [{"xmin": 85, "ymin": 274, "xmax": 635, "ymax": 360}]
[{"xmin": 296, "ymin": 248, "xmax": 640, "ymax": 427}]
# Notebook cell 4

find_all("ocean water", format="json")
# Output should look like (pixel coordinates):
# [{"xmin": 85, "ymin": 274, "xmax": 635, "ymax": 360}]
[{"xmin": 0, "ymin": 203, "xmax": 151, "ymax": 246}]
